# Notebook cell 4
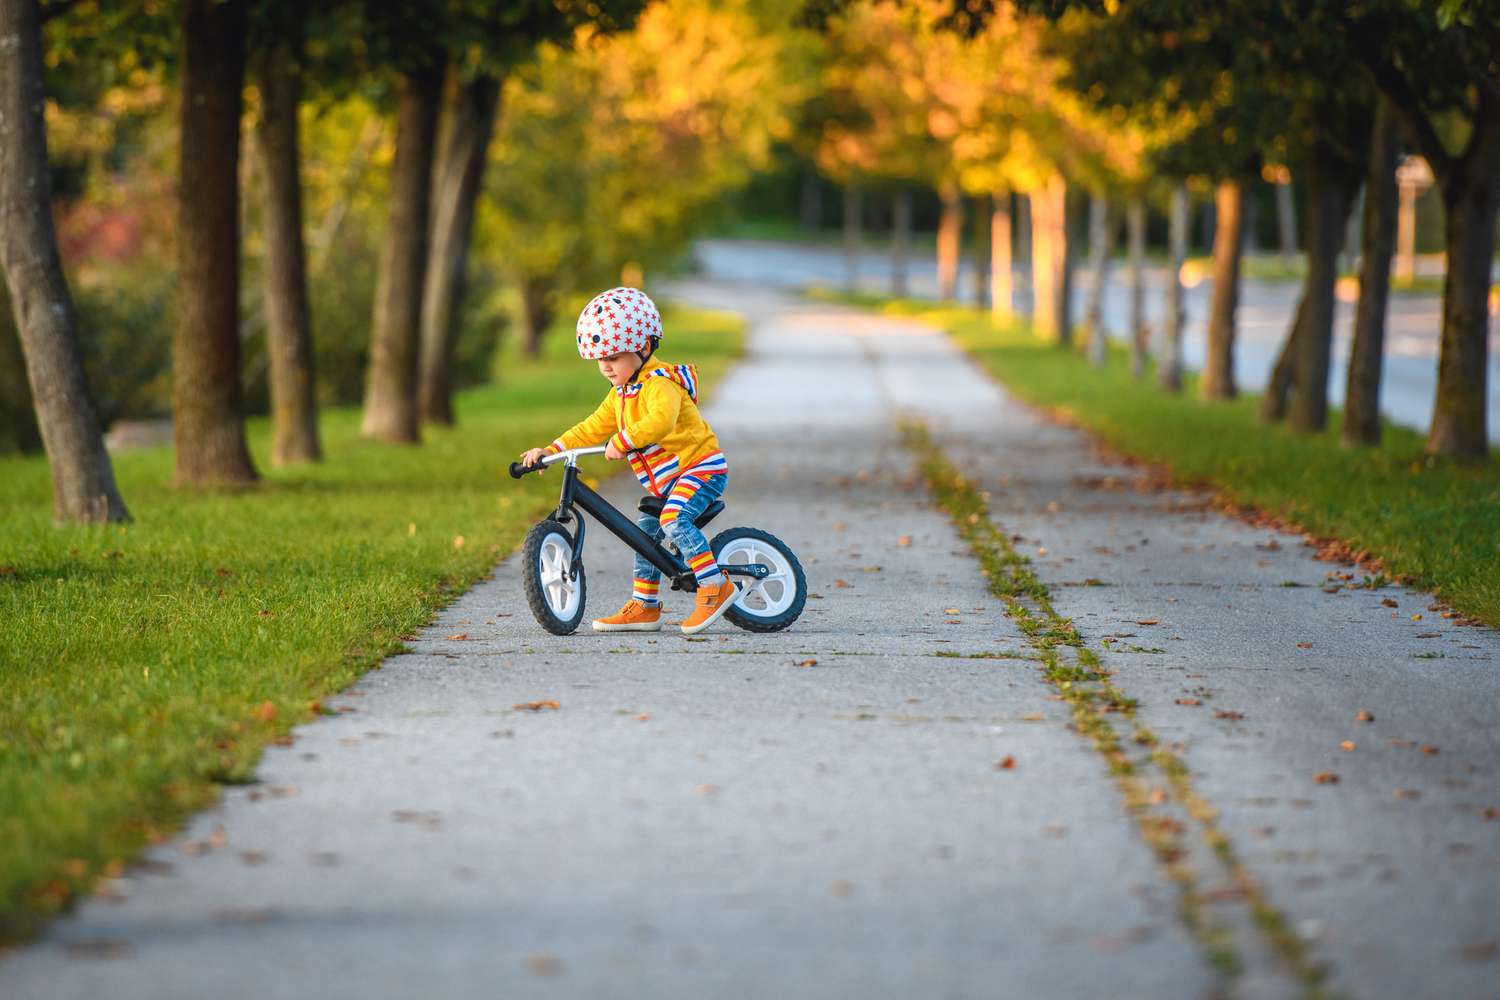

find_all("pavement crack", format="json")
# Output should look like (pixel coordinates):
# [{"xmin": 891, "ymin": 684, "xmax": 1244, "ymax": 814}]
[{"xmin": 902, "ymin": 420, "xmax": 1336, "ymax": 1000}]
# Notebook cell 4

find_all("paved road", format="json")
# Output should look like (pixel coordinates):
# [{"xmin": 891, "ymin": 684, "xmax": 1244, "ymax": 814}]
[
  {"xmin": 696, "ymin": 237, "xmax": 1500, "ymax": 443},
  {"xmin": 3, "ymin": 282, "xmax": 1497, "ymax": 999}
]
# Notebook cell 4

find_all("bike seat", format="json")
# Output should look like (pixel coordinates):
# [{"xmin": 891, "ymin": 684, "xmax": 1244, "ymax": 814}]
[{"xmin": 639, "ymin": 495, "xmax": 725, "ymax": 529}]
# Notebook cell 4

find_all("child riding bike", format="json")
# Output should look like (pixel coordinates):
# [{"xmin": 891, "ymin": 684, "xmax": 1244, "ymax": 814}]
[{"xmin": 518, "ymin": 287, "xmax": 735, "ymax": 635}]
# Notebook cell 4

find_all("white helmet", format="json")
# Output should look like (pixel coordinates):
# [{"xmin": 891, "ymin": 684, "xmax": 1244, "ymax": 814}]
[{"xmin": 575, "ymin": 286, "xmax": 662, "ymax": 360}]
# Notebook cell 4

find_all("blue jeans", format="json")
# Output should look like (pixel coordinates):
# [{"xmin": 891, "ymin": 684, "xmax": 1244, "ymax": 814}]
[{"xmin": 632, "ymin": 473, "xmax": 727, "ymax": 604}]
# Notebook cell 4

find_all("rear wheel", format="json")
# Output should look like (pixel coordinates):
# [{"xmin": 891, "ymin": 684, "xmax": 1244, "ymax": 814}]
[
  {"xmin": 521, "ymin": 519, "xmax": 587, "ymax": 635},
  {"xmin": 711, "ymin": 527, "xmax": 806, "ymax": 633}
]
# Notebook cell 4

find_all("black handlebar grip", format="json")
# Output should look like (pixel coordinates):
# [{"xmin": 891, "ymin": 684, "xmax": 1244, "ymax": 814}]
[{"xmin": 509, "ymin": 461, "xmax": 534, "ymax": 479}]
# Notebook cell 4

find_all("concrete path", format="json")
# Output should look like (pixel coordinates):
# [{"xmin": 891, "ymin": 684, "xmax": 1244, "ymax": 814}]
[
  {"xmin": 3, "ymin": 282, "xmax": 1497, "ymax": 999},
  {"xmin": 695, "ymin": 237, "xmax": 1500, "ymax": 442}
]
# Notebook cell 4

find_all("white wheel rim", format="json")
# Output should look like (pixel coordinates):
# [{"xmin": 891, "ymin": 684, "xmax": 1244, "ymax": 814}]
[
  {"xmin": 537, "ymin": 532, "xmax": 581, "ymax": 619},
  {"xmin": 717, "ymin": 538, "xmax": 797, "ymax": 617}
]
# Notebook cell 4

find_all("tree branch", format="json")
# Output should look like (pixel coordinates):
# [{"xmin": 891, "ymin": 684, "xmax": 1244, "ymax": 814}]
[{"xmin": 1364, "ymin": 58, "xmax": 1454, "ymax": 184}]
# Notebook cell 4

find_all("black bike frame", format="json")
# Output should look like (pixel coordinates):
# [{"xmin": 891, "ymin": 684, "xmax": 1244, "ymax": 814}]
[{"xmin": 553, "ymin": 463, "xmax": 699, "ymax": 592}]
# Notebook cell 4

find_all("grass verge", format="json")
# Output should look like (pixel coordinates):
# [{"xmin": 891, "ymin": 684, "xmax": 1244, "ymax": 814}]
[
  {"xmin": 0, "ymin": 305, "xmax": 744, "ymax": 941},
  {"xmin": 812, "ymin": 288, "xmax": 1500, "ymax": 630}
]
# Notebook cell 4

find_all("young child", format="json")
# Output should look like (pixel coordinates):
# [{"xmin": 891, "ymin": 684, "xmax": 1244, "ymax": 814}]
[{"xmin": 519, "ymin": 287, "xmax": 734, "ymax": 635}]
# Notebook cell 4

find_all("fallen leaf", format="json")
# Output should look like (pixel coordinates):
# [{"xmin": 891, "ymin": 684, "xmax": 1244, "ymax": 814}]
[
  {"xmin": 1296, "ymin": 642, "xmax": 1313, "ymax": 649},
  {"xmin": 1147, "ymin": 788, "xmax": 1166, "ymax": 805},
  {"xmin": 1411, "ymin": 613, "xmax": 1423, "ymax": 621},
  {"xmin": 1135, "ymin": 619, "xmax": 1160, "ymax": 626},
  {"xmin": 1416, "ymin": 632, "xmax": 1442, "ymax": 638},
  {"xmin": 944, "ymin": 608, "xmax": 962, "ymax": 614},
  {"xmin": 524, "ymin": 953, "xmax": 562, "ymax": 977},
  {"xmin": 944, "ymin": 619, "xmax": 963, "ymax": 625},
  {"xmin": 1381, "ymin": 598, "xmax": 1399, "ymax": 608},
  {"xmin": 834, "ymin": 579, "xmax": 852, "ymax": 588},
  {"xmin": 446, "ymin": 633, "xmax": 468, "ymax": 641},
  {"xmin": 693, "ymin": 783, "xmax": 720, "ymax": 796},
  {"xmin": 833, "ymin": 521, "xmax": 847, "ymax": 531},
  {"xmin": 1481, "ymin": 806, "xmax": 1499, "ymax": 821},
  {"xmin": 250, "ymin": 701, "xmax": 277, "ymax": 723},
  {"xmin": 1340, "ymin": 740, "xmax": 1356, "ymax": 752},
  {"xmin": 996, "ymin": 755, "xmax": 1016, "ymax": 770},
  {"xmin": 634, "ymin": 713, "xmax": 651, "ymax": 722},
  {"xmin": 897, "ymin": 535, "xmax": 912, "ymax": 546},
  {"xmin": 1175, "ymin": 698, "xmax": 1201, "ymax": 707},
  {"xmin": 513, "ymin": 700, "xmax": 560, "ymax": 712},
  {"xmin": 1214, "ymin": 710, "xmax": 1244, "ymax": 721},
  {"xmin": 238, "ymin": 851, "xmax": 267, "ymax": 866},
  {"xmin": 794, "ymin": 658, "xmax": 818, "ymax": 667},
  {"xmin": 1355, "ymin": 709, "xmax": 1374, "ymax": 722},
  {"xmin": 452, "ymin": 535, "xmax": 465, "ymax": 549},
  {"xmin": 1313, "ymin": 771, "xmax": 1340, "ymax": 785},
  {"xmin": 1393, "ymin": 788, "xmax": 1421, "ymax": 800}
]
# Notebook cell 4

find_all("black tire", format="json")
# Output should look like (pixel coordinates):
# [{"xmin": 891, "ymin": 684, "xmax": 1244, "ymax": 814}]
[
  {"xmin": 710, "ymin": 526, "xmax": 807, "ymax": 633},
  {"xmin": 521, "ymin": 519, "xmax": 587, "ymax": 635}
]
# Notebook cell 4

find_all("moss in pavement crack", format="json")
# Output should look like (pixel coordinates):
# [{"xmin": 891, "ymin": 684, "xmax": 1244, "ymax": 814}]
[{"xmin": 901, "ymin": 420, "xmax": 1333, "ymax": 996}]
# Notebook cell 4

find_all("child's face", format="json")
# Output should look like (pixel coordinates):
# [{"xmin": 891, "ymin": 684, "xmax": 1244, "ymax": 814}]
[{"xmin": 597, "ymin": 352, "xmax": 640, "ymax": 388}]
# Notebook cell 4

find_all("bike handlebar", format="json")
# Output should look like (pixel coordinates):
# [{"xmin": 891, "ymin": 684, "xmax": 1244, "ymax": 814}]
[{"xmin": 509, "ymin": 445, "xmax": 609, "ymax": 479}]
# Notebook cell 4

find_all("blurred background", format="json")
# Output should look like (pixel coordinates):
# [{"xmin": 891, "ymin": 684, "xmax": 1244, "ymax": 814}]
[{"xmin": 2, "ymin": 0, "xmax": 1497, "ymax": 485}]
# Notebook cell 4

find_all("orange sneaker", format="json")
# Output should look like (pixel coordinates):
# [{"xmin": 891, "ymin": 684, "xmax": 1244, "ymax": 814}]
[
  {"xmin": 592, "ymin": 600, "xmax": 663, "ymax": 632},
  {"xmin": 679, "ymin": 581, "xmax": 737, "ymax": 635}
]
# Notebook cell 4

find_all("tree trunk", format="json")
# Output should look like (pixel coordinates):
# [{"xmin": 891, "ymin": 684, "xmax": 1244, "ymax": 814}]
[
  {"xmin": 890, "ymin": 186, "xmax": 911, "ymax": 298},
  {"xmin": 1126, "ymin": 197, "xmax": 1147, "ymax": 379},
  {"xmin": 518, "ymin": 275, "xmax": 553, "ymax": 358},
  {"xmin": 1031, "ymin": 173, "xmax": 1072, "ymax": 343},
  {"xmin": 419, "ymin": 72, "xmax": 500, "ymax": 427},
  {"xmin": 971, "ymin": 194, "xmax": 990, "ymax": 306},
  {"xmin": 1276, "ymin": 176, "xmax": 1297, "ymax": 262},
  {"xmin": 0, "ymin": 0, "xmax": 129, "ymax": 520},
  {"xmin": 1426, "ymin": 140, "xmax": 1500, "ymax": 459},
  {"xmin": 800, "ymin": 168, "xmax": 822, "ymax": 232},
  {"xmin": 1159, "ymin": 183, "xmax": 1188, "ymax": 390},
  {"xmin": 1290, "ymin": 140, "xmax": 1358, "ymax": 433},
  {"xmin": 1084, "ymin": 193, "xmax": 1113, "ymax": 366},
  {"xmin": 1343, "ymin": 94, "xmax": 1400, "ymax": 447},
  {"xmin": 175, "ymin": 0, "xmax": 256, "ymax": 486},
  {"xmin": 841, "ymin": 184, "xmax": 861, "ymax": 292},
  {"xmin": 1201, "ymin": 179, "xmax": 1247, "ymax": 400},
  {"xmin": 990, "ymin": 189, "xmax": 1013, "ymax": 323},
  {"xmin": 1395, "ymin": 176, "xmax": 1419, "ymax": 284},
  {"xmin": 936, "ymin": 181, "xmax": 962, "ymax": 302},
  {"xmin": 255, "ymin": 26, "xmax": 321, "ymax": 466},
  {"xmin": 362, "ymin": 64, "xmax": 443, "ymax": 444},
  {"xmin": 1260, "ymin": 292, "xmax": 1305, "ymax": 422},
  {"xmin": 0, "ymin": 308, "xmax": 43, "ymax": 453},
  {"xmin": 1016, "ymin": 193, "xmax": 1032, "ymax": 315}
]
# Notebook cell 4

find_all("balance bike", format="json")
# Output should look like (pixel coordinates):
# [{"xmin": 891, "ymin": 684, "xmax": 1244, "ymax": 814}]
[{"xmin": 508, "ymin": 446, "xmax": 807, "ymax": 635}]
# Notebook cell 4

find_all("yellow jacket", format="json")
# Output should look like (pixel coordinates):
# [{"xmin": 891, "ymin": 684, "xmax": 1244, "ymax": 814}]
[{"xmin": 546, "ymin": 361, "xmax": 727, "ymax": 496}]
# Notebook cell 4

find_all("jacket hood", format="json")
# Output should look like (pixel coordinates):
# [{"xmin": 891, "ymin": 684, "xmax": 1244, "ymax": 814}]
[{"xmin": 617, "ymin": 362, "xmax": 699, "ymax": 402}]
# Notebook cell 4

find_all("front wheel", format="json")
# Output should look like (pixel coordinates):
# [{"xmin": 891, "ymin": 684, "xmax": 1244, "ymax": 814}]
[
  {"xmin": 711, "ymin": 527, "xmax": 806, "ymax": 633},
  {"xmin": 521, "ymin": 519, "xmax": 587, "ymax": 635}
]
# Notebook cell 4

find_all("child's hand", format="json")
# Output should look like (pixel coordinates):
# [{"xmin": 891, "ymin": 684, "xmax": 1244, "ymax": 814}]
[
  {"xmin": 605, "ymin": 440, "xmax": 627, "ymax": 461},
  {"xmin": 519, "ymin": 447, "xmax": 548, "ymax": 472}
]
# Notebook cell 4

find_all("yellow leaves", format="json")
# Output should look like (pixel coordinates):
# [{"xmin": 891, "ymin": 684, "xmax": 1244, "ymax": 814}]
[
  {"xmin": 1313, "ymin": 771, "xmax": 1340, "ymax": 785},
  {"xmin": 513, "ymin": 700, "xmax": 560, "ymax": 712},
  {"xmin": 250, "ymin": 701, "xmax": 277, "ymax": 723},
  {"xmin": 1339, "ymin": 740, "xmax": 1356, "ymax": 752}
]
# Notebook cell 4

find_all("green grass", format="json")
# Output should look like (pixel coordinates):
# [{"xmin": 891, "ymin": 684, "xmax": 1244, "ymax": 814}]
[
  {"xmin": 810, "ymin": 289, "xmax": 1500, "ymax": 630},
  {"xmin": 0, "ymin": 305, "xmax": 744, "ymax": 940}
]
